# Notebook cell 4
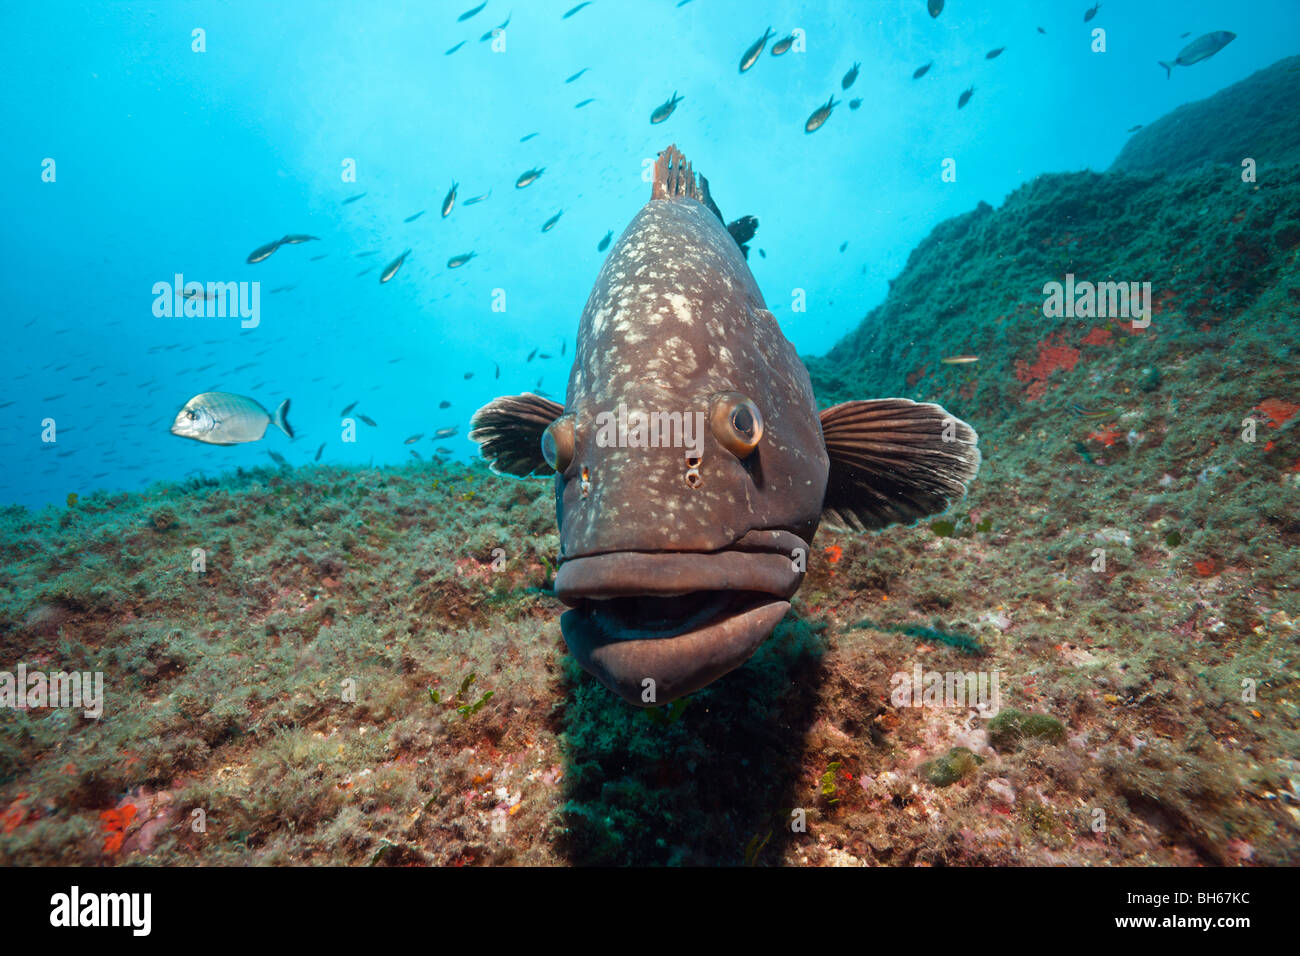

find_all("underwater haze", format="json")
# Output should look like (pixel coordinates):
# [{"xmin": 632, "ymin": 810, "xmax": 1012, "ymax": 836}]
[{"xmin": 2, "ymin": 0, "xmax": 1296, "ymax": 508}]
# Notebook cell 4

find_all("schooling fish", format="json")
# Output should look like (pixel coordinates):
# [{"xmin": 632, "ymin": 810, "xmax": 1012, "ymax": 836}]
[
  {"xmin": 849, "ymin": 98, "xmax": 862, "ymax": 110},
  {"xmin": 464, "ymin": 190, "xmax": 491, "ymax": 205},
  {"xmin": 841, "ymin": 62, "xmax": 860, "ymax": 89},
  {"xmin": 650, "ymin": 92, "xmax": 683, "ymax": 124},
  {"xmin": 246, "ymin": 239, "xmax": 281, "ymax": 264},
  {"xmin": 458, "ymin": 1, "xmax": 487, "ymax": 22},
  {"xmin": 341, "ymin": 401, "xmax": 358, "ymax": 416},
  {"xmin": 928, "ymin": 0, "xmax": 944, "ymax": 17},
  {"xmin": 598, "ymin": 230, "xmax": 613, "ymax": 251},
  {"xmin": 379, "ymin": 249, "xmax": 411, "ymax": 283},
  {"xmin": 739, "ymin": 27, "xmax": 775, "ymax": 73},
  {"xmin": 446, "ymin": 41, "xmax": 466, "ymax": 55},
  {"xmin": 442, "ymin": 181, "xmax": 458, "ymax": 217},
  {"xmin": 434, "ymin": 426, "xmax": 459, "ymax": 439},
  {"xmin": 913, "ymin": 61, "xmax": 933, "ymax": 79},
  {"xmin": 575, "ymin": 98, "xmax": 596, "ymax": 108},
  {"xmin": 958, "ymin": 86, "xmax": 974, "ymax": 108},
  {"xmin": 470, "ymin": 145, "xmax": 979, "ymax": 706},
  {"xmin": 516, "ymin": 167, "xmax": 545, "ymax": 188},
  {"xmin": 342, "ymin": 192, "xmax": 367, "ymax": 204},
  {"xmin": 542, "ymin": 211, "xmax": 564, "ymax": 232},
  {"xmin": 170, "ymin": 392, "xmax": 293, "ymax": 445},
  {"xmin": 439, "ymin": 400, "xmax": 452, "ymax": 409},
  {"xmin": 358, "ymin": 414, "xmax": 378, "ymax": 427},
  {"xmin": 566, "ymin": 68, "xmax": 589, "ymax": 83},
  {"xmin": 448, "ymin": 252, "xmax": 477, "ymax": 268},
  {"xmin": 405, "ymin": 211, "xmax": 426, "ymax": 222},
  {"xmin": 1084, "ymin": 3, "xmax": 1101, "ymax": 22},
  {"xmin": 528, "ymin": 348, "xmax": 538, "ymax": 362},
  {"xmin": 520, "ymin": 132, "xmax": 539, "ymax": 142},
  {"xmin": 268, "ymin": 451, "xmax": 289, "ymax": 467},
  {"xmin": 315, "ymin": 443, "xmax": 325, "ymax": 461},
  {"xmin": 986, "ymin": 47, "xmax": 1006, "ymax": 59},
  {"xmin": 562, "ymin": 1, "xmax": 592, "ymax": 18},
  {"xmin": 1160, "ymin": 31, "xmax": 1235, "ymax": 78},
  {"xmin": 804, "ymin": 95, "xmax": 838, "ymax": 133},
  {"xmin": 280, "ymin": 234, "xmax": 318, "ymax": 244},
  {"xmin": 404, "ymin": 433, "xmax": 424, "ymax": 444},
  {"xmin": 771, "ymin": 34, "xmax": 795, "ymax": 56},
  {"xmin": 1127, "ymin": 124, "xmax": 1143, "ymax": 132}
]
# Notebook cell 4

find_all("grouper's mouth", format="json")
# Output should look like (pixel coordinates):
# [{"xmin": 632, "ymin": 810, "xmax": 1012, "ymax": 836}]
[{"xmin": 555, "ymin": 529, "xmax": 806, "ymax": 706}]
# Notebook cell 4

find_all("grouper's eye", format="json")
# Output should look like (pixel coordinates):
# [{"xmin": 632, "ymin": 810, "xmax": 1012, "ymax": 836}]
[
  {"xmin": 709, "ymin": 392, "xmax": 764, "ymax": 459},
  {"xmin": 541, "ymin": 415, "xmax": 576, "ymax": 473}
]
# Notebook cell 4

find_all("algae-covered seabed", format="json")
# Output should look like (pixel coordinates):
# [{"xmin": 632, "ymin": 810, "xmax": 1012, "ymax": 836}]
[{"xmin": 4, "ymin": 63, "xmax": 1300, "ymax": 868}]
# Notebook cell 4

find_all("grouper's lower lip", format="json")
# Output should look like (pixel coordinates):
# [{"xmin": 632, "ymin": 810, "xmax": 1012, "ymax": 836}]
[{"xmin": 554, "ymin": 530, "xmax": 807, "ymax": 705}]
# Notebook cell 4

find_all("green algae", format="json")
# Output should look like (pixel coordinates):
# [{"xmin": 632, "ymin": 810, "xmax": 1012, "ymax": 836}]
[
  {"xmin": 986, "ymin": 709, "xmax": 1067, "ymax": 750},
  {"xmin": 920, "ymin": 747, "xmax": 985, "ymax": 787}
]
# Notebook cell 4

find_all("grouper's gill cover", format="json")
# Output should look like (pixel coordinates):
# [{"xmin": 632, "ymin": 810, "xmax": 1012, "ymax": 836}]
[{"xmin": 560, "ymin": 155, "xmax": 828, "ymax": 558}]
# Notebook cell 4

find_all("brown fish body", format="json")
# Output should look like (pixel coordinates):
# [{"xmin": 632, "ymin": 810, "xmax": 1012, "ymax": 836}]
[{"xmin": 471, "ymin": 146, "xmax": 979, "ymax": 706}]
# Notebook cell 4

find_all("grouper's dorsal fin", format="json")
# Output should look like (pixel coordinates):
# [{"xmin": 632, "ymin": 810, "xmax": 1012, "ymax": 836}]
[
  {"xmin": 819, "ymin": 399, "xmax": 981, "ymax": 532},
  {"xmin": 469, "ymin": 392, "xmax": 565, "ymax": 478},
  {"xmin": 652, "ymin": 144, "xmax": 704, "ymax": 202}
]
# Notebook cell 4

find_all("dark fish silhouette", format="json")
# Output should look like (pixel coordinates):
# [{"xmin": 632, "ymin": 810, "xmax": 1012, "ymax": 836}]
[
  {"xmin": 448, "ymin": 252, "xmax": 477, "ymax": 268},
  {"xmin": 404, "ymin": 211, "xmax": 426, "ymax": 222},
  {"xmin": 566, "ymin": 68, "xmax": 589, "ymax": 83},
  {"xmin": 445, "ymin": 41, "xmax": 466, "ymax": 55},
  {"xmin": 562, "ymin": 1, "xmax": 592, "ymax": 17},
  {"xmin": 575, "ymin": 98, "xmax": 596, "ymax": 108},
  {"xmin": 1084, "ymin": 3, "xmax": 1101, "ymax": 22},
  {"xmin": 315, "ymin": 443, "xmax": 325, "ymax": 461},
  {"xmin": 804, "ymin": 95, "xmax": 838, "ymax": 133},
  {"xmin": 740, "ymin": 27, "xmax": 775, "ymax": 72},
  {"xmin": 928, "ymin": 0, "xmax": 944, "ymax": 17},
  {"xmin": 440, "ymin": 400, "xmax": 452, "ymax": 409},
  {"xmin": 516, "ymin": 167, "xmax": 545, "ymax": 188},
  {"xmin": 342, "ymin": 192, "xmax": 366, "ymax": 204},
  {"xmin": 358, "ymin": 414, "xmax": 378, "ymax": 427},
  {"xmin": 849, "ymin": 98, "xmax": 862, "ymax": 110},
  {"xmin": 958, "ymin": 86, "xmax": 974, "ymax": 108},
  {"xmin": 458, "ymin": 2, "xmax": 487, "ymax": 22},
  {"xmin": 650, "ymin": 92, "xmax": 684, "ymax": 124},
  {"xmin": 986, "ymin": 47, "xmax": 1006, "ymax": 59},
  {"xmin": 841, "ymin": 62, "xmax": 860, "ymax": 89},
  {"xmin": 913, "ymin": 61, "xmax": 933, "ymax": 79},
  {"xmin": 520, "ymin": 132, "xmax": 539, "ymax": 142},
  {"xmin": 598, "ymin": 230, "xmax": 613, "ymax": 251},
  {"xmin": 470, "ymin": 145, "xmax": 979, "ymax": 706}
]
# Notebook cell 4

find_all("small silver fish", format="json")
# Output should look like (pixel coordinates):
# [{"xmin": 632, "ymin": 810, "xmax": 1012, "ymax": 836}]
[
  {"xmin": 804, "ymin": 95, "xmax": 838, "ymax": 133},
  {"xmin": 740, "ymin": 27, "xmax": 775, "ymax": 72},
  {"xmin": 404, "ymin": 433, "xmax": 424, "ymax": 444},
  {"xmin": 1160, "ymin": 31, "xmax": 1235, "ymax": 78},
  {"xmin": 280, "ymin": 234, "xmax": 319, "ymax": 244},
  {"xmin": 448, "ymin": 252, "xmax": 477, "ymax": 268},
  {"xmin": 380, "ymin": 249, "xmax": 411, "ymax": 283},
  {"xmin": 516, "ymin": 167, "xmax": 545, "ymax": 188},
  {"xmin": 464, "ymin": 190, "xmax": 491, "ymax": 205},
  {"xmin": 771, "ymin": 35, "xmax": 794, "ymax": 56},
  {"xmin": 542, "ymin": 211, "xmax": 563, "ymax": 232},
  {"xmin": 170, "ymin": 392, "xmax": 293, "ymax": 445},
  {"xmin": 442, "ymin": 181, "xmax": 458, "ymax": 217},
  {"xmin": 650, "ymin": 91, "xmax": 683, "ymax": 124},
  {"xmin": 268, "ymin": 450, "xmax": 289, "ymax": 467},
  {"xmin": 434, "ymin": 426, "xmax": 459, "ymax": 439}
]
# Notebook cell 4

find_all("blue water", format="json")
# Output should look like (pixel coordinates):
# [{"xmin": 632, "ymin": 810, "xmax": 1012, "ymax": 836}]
[{"xmin": 2, "ymin": 0, "xmax": 1294, "ymax": 510}]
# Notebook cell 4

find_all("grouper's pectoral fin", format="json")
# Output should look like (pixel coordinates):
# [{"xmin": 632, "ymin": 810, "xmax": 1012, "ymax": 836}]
[
  {"xmin": 468, "ymin": 392, "xmax": 565, "ymax": 478},
  {"xmin": 818, "ymin": 398, "xmax": 981, "ymax": 532}
]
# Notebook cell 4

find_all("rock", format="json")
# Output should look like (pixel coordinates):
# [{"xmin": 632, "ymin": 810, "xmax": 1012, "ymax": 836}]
[{"xmin": 986, "ymin": 708, "xmax": 1067, "ymax": 750}]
